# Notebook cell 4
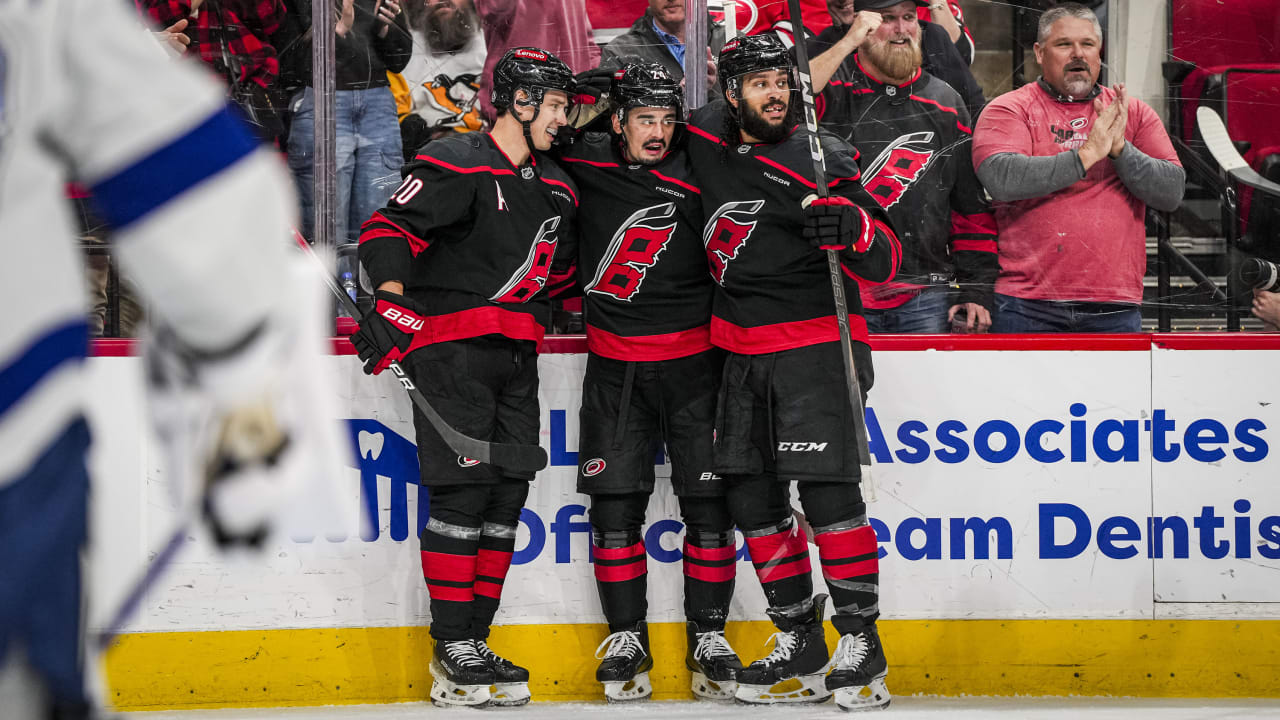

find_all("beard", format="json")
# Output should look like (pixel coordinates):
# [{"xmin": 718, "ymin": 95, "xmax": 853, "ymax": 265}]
[
  {"xmin": 1058, "ymin": 62, "xmax": 1097, "ymax": 98},
  {"xmin": 863, "ymin": 35, "xmax": 923, "ymax": 84},
  {"xmin": 738, "ymin": 97, "xmax": 791, "ymax": 144},
  {"xmin": 410, "ymin": 1, "xmax": 479, "ymax": 53}
]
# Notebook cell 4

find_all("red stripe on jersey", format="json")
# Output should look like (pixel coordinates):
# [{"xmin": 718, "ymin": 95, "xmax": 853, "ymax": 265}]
[
  {"xmin": 685, "ymin": 560, "xmax": 738, "ymax": 583},
  {"xmin": 951, "ymin": 210, "xmax": 998, "ymax": 237},
  {"xmin": 844, "ymin": 219, "xmax": 902, "ymax": 287},
  {"xmin": 687, "ymin": 124, "xmax": 727, "ymax": 146},
  {"xmin": 426, "ymin": 583, "xmax": 474, "ymax": 602},
  {"xmin": 593, "ymin": 542, "xmax": 646, "ymax": 561},
  {"xmin": 712, "ymin": 314, "xmax": 868, "ymax": 354},
  {"xmin": 683, "ymin": 542, "xmax": 737, "ymax": 562},
  {"xmin": 951, "ymin": 239, "xmax": 998, "ymax": 253},
  {"xmin": 560, "ymin": 156, "xmax": 620, "ymax": 168},
  {"xmin": 755, "ymin": 155, "xmax": 818, "ymax": 189},
  {"xmin": 415, "ymin": 154, "xmax": 516, "ymax": 177},
  {"xmin": 586, "ymin": 324, "xmax": 712, "ymax": 362},
  {"xmin": 594, "ymin": 560, "xmax": 647, "ymax": 583},
  {"xmin": 361, "ymin": 212, "xmax": 430, "ymax": 256},
  {"xmin": 540, "ymin": 176, "xmax": 578, "ymax": 205},
  {"xmin": 907, "ymin": 94, "xmax": 970, "ymax": 133},
  {"xmin": 421, "ymin": 551, "xmax": 478, "ymax": 583},
  {"xmin": 649, "ymin": 169, "xmax": 701, "ymax": 194},
  {"xmin": 427, "ymin": 306, "xmax": 546, "ymax": 346}
]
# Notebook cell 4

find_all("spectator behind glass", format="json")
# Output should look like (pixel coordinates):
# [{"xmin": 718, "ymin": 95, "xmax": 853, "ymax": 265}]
[
  {"xmin": 474, "ymin": 0, "xmax": 600, "ymax": 123},
  {"xmin": 277, "ymin": 0, "xmax": 412, "ymax": 289},
  {"xmin": 139, "ymin": 0, "xmax": 288, "ymax": 142},
  {"xmin": 917, "ymin": 0, "xmax": 973, "ymax": 65},
  {"xmin": 972, "ymin": 3, "xmax": 1184, "ymax": 334},
  {"xmin": 812, "ymin": 0, "xmax": 984, "ymax": 119},
  {"xmin": 810, "ymin": 0, "xmax": 998, "ymax": 334},
  {"xmin": 601, "ymin": 0, "xmax": 723, "ymax": 101},
  {"xmin": 394, "ymin": 0, "xmax": 486, "ymax": 160}
]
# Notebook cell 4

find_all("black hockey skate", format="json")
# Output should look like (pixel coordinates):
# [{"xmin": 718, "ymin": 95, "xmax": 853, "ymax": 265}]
[
  {"xmin": 686, "ymin": 620, "xmax": 744, "ymax": 701},
  {"xmin": 429, "ymin": 639, "xmax": 494, "ymax": 707},
  {"xmin": 826, "ymin": 623, "xmax": 891, "ymax": 711},
  {"xmin": 475, "ymin": 639, "xmax": 532, "ymax": 706},
  {"xmin": 734, "ymin": 594, "xmax": 832, "ymax": 705},
  {"xmin": 594, "ymin": 621, "xmax": 654, "ymax": 702}
]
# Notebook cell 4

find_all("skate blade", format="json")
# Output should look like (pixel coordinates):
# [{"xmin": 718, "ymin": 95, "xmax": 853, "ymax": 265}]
[
  {"xmin": 429, "ymin": 659, "xmax": 492, "ymax": 707},
  {"xmin": 603, "ymin": 671, "xmax": 653, "ymax": 702},
  {"xmin": 734, "ymin": 674, "xmax": 831, "ymax": 704},
  {"xmin": 833, "ymin": 677, "xmax": 891, "ymax": 712},
  {"xmin": 489, "ymin": 682, "xmax": 532, "ymax": 707},
  {"xmin": 691, "ymin": 671, "xmax": 738, "ymax": 701}
]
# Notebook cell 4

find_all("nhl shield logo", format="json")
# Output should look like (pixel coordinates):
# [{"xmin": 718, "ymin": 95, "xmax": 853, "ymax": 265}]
[{"xmin": 521, "ymin": 166, "xmax": 535, "ymax": 180}]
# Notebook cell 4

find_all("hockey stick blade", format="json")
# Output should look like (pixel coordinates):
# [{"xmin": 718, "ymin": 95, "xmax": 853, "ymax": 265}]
[
  {"xmin": 294, "ymin": 235, "xmax": 549, "ymax": 472},
  {"xmin": 1198, "ymin": 107, "xmax": 1280, "ymax": 198}
]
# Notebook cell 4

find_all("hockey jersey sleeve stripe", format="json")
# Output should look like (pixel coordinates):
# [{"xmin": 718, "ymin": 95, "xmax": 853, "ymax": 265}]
[
  {"xmin": 951, "ymin": 210, "xmax": 998, "ymax": 237},
  {"xmin": 755, "ymin": 155, "xmax": 859, "ymax": 189},
  {"xmin": 648, "ymin": 169, "xmax": 701, "ymax": 194},
  {"xmin": 89, "ymin": 104, "xmax": 258, "ymax": 230},
  {"xmin": 360, "ymin": 212, "xmax": 430, "ymax": 256},
  {"xmin": 951, "ymin": 239, "xmax": 998, "ymax": 253},
  {"xmin": 842, "ymin": 219, "xmax": 901, "ymax": 286},
  {"xmin": 539, "ymin": 176, "xmax": 578, "ymax": 205},
  {"xmin": 414, "ymin": 154, "xmax": 516, "ymax": 177},
  {"xmin": 687, "ymin": 124, "xmax": 727, "ymax": 146},
  {"xmin": 0, "ymin": 321, "xmax": 88, "ymax": 419},
  {"xmin": 907, "ymin": 94, "xmax": 972, "ymax": 134}
]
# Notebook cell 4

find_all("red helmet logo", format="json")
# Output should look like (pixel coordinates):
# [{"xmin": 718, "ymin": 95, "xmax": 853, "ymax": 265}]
[{"xmin": 513, "ymin": 48, "xmax": 548, "ymax": 61}]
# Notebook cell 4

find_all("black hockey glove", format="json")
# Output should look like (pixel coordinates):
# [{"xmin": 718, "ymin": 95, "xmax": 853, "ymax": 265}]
[
  {"xmin": 802, "ymin": 195, "xmax": 875, "ymax": 253},
  {"xmin": 350, "ymin": 290, "xmax": 429, "ymax": 375},
  {"xmin": 573, "ymin": 66, "xmax": 615, "ymax": 106}
]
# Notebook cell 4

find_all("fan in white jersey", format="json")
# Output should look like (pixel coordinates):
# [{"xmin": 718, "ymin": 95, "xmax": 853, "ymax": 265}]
[{"xmin": 0, "ymin": 1, "xmax": 351, "ymax": 718}]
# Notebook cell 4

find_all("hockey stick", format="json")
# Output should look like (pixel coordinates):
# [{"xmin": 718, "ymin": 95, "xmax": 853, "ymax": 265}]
[
  {"xmin": 786, "ymin": 0, "xmax": 875, "ymax": 499},
  {"xmin": 1198, "ymin": 106, "xmax": 1280, "ymax": 197},
  {"xmin": 96, "ymin": 521, "xmax": 188, "ymax": 649},
  {"xmin": 295, "ymin": 235, "xmax": 549, "ymax": 473}
]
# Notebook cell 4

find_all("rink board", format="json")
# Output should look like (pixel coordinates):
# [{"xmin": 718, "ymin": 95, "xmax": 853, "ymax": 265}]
[{"xmin": 85, "ymin": 335, "xmax": 1280, "ymax": 708}]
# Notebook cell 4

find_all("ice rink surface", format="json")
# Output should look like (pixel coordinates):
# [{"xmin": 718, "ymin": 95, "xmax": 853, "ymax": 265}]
[{"xmin": 122, "ymin": 697, "xmax": 1280, "ymax": 720}]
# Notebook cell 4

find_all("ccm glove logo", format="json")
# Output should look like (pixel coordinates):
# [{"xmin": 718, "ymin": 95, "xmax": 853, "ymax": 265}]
[
  {"xmin": 777, "ymin": 442, "xmax": 829, "ymax": 452},
  {"xmin": 379, "ymin": 307, "xmax": 425, "ymax": 331}
]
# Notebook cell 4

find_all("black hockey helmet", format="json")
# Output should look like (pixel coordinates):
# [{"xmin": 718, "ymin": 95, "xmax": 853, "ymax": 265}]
[
  {"xmin": 490, "ymin": 46, "xmax": 576, "ymax": 112},
  {"xmin": 718, "ymin": 33, "xmax": 796, "ymax": 102},
  {"xmin": 610, "ymin": 62, "xmax": 684, "ymax": 123}
]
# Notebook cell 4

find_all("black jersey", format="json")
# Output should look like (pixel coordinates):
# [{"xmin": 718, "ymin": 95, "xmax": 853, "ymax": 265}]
[
  {"xmin": 818, "ymin": 58, "xmax": 998, "ymax": 310},
  {"xmin": 359, "ymin": 132, "xmax": 578, "ymax": 346},
  {"xmin": 559, "ymin": 132, "xmax": 712, "ymax": 361},
  {"xmin": 686, "ymin": 101, "xmax": 901, "ymax": 355}
]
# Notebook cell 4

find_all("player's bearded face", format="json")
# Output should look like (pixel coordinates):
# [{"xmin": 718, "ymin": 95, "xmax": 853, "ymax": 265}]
[
  {"xmin": 863, "ymin": 17, "xmax": 923, "ymax": 83},
  {"xmin": 735, "ymin": 69, "xmax": 791, "ymax": 144},
  {"xmin": 616, "ymin": 107, "xmax": 677, "ymax": 165}
]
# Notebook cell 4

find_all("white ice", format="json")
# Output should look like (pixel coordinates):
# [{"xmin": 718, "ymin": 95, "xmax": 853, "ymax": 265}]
[{"xmin": 122, "ymin": 697, "xmax": 1280, "ymax": 720}]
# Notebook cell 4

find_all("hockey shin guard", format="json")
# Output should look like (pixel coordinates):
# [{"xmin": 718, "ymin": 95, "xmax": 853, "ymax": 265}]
[
  {"xmin": 471, "ymin": 522, "xmax": 517, "ymax": 639},
  {"xmin": 813, "ymin": 517, "xmax": 879, "ymax": 635},
  {"xmin": 593, "ymin": 529, "xmax": 648, "ymax": 632},
  {"xmin": 682, "ymin": 529, "xmax": 737, "ymax": 629},
  {"xmin": 420, "ymin": 517, "xmax": 480, "ymax": 641},
  {"xmin": 743, "ymin": 515, "xmax": 814, "ymax": 624}
]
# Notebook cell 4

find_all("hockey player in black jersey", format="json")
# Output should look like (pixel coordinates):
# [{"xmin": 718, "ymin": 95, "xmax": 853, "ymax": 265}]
[
  {"xmin": 686, "ymin": 34, "xmax": 901, "ymax": 710},
  {"xmin": 810, "ymin": 0, "xmax": 999, "ymax": 333},
  {"xmin": 558, "ymin": 62, "xmax": 743, "ymax": 703},
  {"xmin": 354, "ymin": 46, "xmax": 579, "ymax": 708}
]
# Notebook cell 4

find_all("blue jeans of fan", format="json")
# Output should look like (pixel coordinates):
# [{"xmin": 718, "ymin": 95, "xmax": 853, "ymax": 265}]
[{"xmin": 991, "ymin": 294, "xmax": 1142, "ymax": 333}]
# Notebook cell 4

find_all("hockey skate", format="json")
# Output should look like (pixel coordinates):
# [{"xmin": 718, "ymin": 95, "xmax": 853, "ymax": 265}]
[
  {"xmin": 428, "ymin": 639, "xmax": 493, "ymax": 707},
  {"xmin": 475, "ymin": 639, "xmax": 532, "ymax": 706},
  {"xmin": 734, "ymin": 594, "xmax": 832, "ymax": 705},
  {"xmin": 826, "ymin": 624, "xmax": 891, "ymax": 712},
  {"xmin": 594, "ymin": 622, "xmax": 654, "ymax": 702},
  {"xmin": 686, "ymin": 621, "xmax": 744, "ymax": 701}
]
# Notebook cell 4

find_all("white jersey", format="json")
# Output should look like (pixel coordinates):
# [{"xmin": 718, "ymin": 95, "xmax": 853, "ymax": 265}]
[{"xmin": 0, "ymin": 0, "xmax": 300, "ymax": 486}]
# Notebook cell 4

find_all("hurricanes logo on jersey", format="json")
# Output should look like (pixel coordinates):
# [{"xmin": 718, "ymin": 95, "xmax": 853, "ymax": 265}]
[
  {"xmin": 585, "ymin": 202, "xmax": 677, "ymax": 301},
  {"xmin": 490, "ymin": 215, "xmax": 560, "ymax": 303},
  {"xmin": 703, "ymin": 200, "xmax": 764, "ymax": 285},
  {"xmin": 862, "ymin": 131, "xmax": 936, "ymax": 210}
]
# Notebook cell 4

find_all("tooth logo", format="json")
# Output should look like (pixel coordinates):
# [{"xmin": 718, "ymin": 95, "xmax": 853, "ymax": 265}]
[
  {"xmin": 458, "ymin": 456, "xmax": 482, "ymax": 468},
  {"xmin": 358, "ymin": 430, "xmax": 386, "ymax": 460}
]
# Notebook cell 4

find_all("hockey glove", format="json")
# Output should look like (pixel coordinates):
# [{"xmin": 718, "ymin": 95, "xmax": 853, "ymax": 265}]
[
  {"xmin": 573, "ymin": 66, "xmax": 614, "ymax": 106},
  {"xmin": 350, "ymin": 290, "xmax": 429, "ymax": 375},
  {"xmin": 802, "ymin": 195, "xmax": 875, "ymax": 254}
]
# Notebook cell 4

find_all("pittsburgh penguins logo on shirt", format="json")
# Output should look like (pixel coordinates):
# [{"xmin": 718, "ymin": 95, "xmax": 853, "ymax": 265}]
[
  {"xmin": 584, "ymin": 202, "xmax": 677, "ymax": 302},
  {"xmin": 703, "ymin": 200, "xmax": 764, "ymax": 285},
  {"xmin": 862, "ymin": 131, "xmax": 937, "ymax": 210}
]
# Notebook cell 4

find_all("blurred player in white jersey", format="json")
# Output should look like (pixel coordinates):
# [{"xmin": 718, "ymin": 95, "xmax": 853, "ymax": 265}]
[{"xmin": 0, "ymin": 1, "xmax": 350, "ymax": 717}]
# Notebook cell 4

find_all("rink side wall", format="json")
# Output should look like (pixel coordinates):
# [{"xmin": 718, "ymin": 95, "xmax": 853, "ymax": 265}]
[{"xmin": 86, "ymin": 335, "xmax": 1280, "ymax": 709}]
